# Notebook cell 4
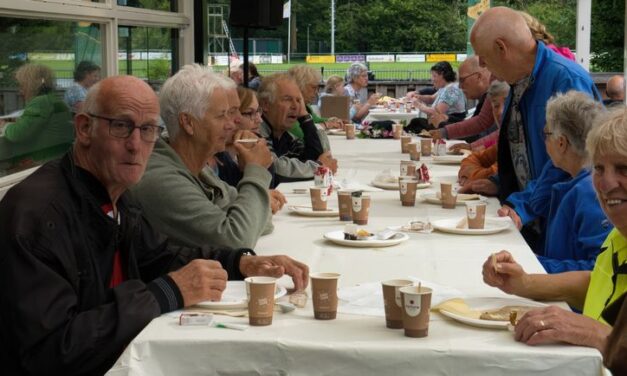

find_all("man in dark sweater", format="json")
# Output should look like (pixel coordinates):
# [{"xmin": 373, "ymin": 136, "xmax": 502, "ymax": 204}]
[
  {"xmin": 258, "ymin": 73, "xmax": 337, "ymax": 183},
  {"xmin": 0, "ymin": 75, "xmax": 308, "ymax": 375}
]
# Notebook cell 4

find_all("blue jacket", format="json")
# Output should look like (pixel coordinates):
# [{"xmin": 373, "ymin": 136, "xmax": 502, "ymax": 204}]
[
  {"xmin": 498, "ymin": 41, "xmax": 601, "ymax": 205},
  {"xmin": 538, "ymin": 170, "xmax": 612, "ymax": 273}
]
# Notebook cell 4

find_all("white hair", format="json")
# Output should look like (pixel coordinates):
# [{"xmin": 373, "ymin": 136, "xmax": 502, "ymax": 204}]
[{"xmin": 159, "ymin": 64, "xmax": 236, "ymax": 141}]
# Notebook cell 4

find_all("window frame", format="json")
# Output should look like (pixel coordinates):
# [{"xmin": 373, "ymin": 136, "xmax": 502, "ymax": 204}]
[{"xmin": 0, "ymin": 0, "xmax": 195, "ymax": 191}]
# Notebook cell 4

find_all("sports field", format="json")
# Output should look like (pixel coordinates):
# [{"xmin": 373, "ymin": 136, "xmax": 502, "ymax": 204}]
[{"xmin": 31, "ymin": 57, "xmax": 459, "ymax": 82}]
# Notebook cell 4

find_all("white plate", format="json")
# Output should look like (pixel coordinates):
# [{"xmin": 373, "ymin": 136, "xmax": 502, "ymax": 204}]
[
  {"xmin": 327, "ymin": 129, "xmax": 346, "ymax": 136},
  {"xmin": 323, "ymin": 230, "xmax": 409, "ymax": 247},
  {"xmin": 421, "ymin": 192, "xmax": 487, "ymax": 206},
  {"xmin": 196, "ymin": 281, "xmax": 287, "ymax": 310},
  {"xmin": 431, "ymin": 217, "xmax": 511, "ymax": 235},
  {"xmin": 370, "ymin": 180, "xmax": 431, "ymax": 190},
  {"xmin": 288, "ymin": 205, "xmax": 339, "ymax": 217},
  {"xmin": 439, "ymin": 297, "xmax": 547, "ymax": 329},
  {"xmin": 431, "ymin": 155, "xmax": 466, "ymax": 164}
]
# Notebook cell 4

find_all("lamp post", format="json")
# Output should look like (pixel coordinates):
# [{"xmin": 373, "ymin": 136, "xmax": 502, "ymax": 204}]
[{"xmin": 307, "ymin": 24, "xmax": 310, "ymax": 56}]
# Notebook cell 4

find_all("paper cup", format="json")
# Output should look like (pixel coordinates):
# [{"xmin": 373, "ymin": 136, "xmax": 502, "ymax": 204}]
[
  {"xmin": 401, "ymin": 135, "xmax": 412, "ymax": 153},
  {"xmin": 420, "ymin": 138, "xmax": 432, "ymax": 157},
  {"xmin": 382, "ymin": 279, "xmax": 414, "ymax": 329},
  {"xmin": 408, "ymin": 143, "xmax": 421, "ymax": 161},
  {"xmin": 400, "ymin": 286, "xmax": 432, "ymax": 338},
  {"xmin": 245, "ymin": 276, "xmax": 277, "ymax": 326},
  {"xmin": 309, "ymin": 187, "xmax": 329, "ymax": 211},
  {"xmin": 399, "ymin": 179, "xmax": 418, "ymax": 207},
  {"xmin": 345, "ymin": 124, "xmax": 356, "ymax": 140},
  {"xmin": 440, "ymin": 182, "xmax": 457, "ymax": 209},
  {"xmin": 337, "ymin": 190, "xmax": 353, "ymax": 221},
  {"xmin": 311, "ymin": 272, "xmax": 341, "ymax": 320},
  {"xmin": 466, "ymin": 202, "xmax": 487, "ymax": 229},
  {"xmin": 351, "ymin": 194, "xmax": 371, "ymax": 225},
  {"xmin": 392, "ymin": 123, "xmax": 402, "ymax": 139},
  {"xmin": 400, "ymin": 160, "xmax": 416, "ymax": 177}
]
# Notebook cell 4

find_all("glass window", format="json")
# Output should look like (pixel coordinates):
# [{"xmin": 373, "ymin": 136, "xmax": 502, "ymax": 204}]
[
  {"xmin": 117, "ymin": 0, "xmax": 176, "ymax": 12},
  {"xmin": 0, "ymin": 17, "xmax": 102, "ymax": 176},
  {"xmin": 118, "ymin": 25, "xmax": 176, "ymax": 88}
]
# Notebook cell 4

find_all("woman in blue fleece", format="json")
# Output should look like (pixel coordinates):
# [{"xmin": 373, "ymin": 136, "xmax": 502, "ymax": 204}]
[{"xmin": 533, "ymin": 90, "xmax": 612, "ymax": 272}]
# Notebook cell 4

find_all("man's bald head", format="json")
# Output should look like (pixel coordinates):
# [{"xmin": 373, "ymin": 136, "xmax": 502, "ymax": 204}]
[
  {"xmin": 470, "ymin": 7, "xmax": 537, "ymax": 83},
  {"xmin": 83, "ymin": 75, "xmax": 157, "ymax": 116},
  {"xmin": 606, "ymin": 75, "xmax": 625, "ymax": 101},
  {"xmin": 458, "ymin": 55, "xmax": 491, "ymax": 100}
]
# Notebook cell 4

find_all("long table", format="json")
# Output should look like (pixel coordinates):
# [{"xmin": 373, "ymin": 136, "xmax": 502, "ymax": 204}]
[{"xmin": 107, "ymin": 136, "xmax": 603, "ymax": 376}]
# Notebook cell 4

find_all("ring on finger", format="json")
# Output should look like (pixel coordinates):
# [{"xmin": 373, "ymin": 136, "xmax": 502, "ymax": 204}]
[{"xmin": 539, "ymin": 320, "xmax": 546, "ymax": 328}]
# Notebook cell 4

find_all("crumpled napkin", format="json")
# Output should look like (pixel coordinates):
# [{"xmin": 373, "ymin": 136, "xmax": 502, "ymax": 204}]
[{"xmin": 336, "ymin": 278, "xmax": 465, "ymax": 317}]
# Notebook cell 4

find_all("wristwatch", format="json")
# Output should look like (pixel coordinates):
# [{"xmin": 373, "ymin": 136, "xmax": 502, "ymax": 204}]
[{"xmin": 297, "ymin": 114, "xmax": 313, "ymax": 123}]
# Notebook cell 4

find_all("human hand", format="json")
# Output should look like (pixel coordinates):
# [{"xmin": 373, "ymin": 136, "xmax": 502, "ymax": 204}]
[
  {"xmin": 481, "ymin": 250, "xmax": 527, "ymax": 296},
  {"xmin": 269, "ymin": 189, "xmax": 287, "ymax": 214},
  {"xmin": 428, "ymin": 112, "xmax": 448, "ymax": 127},
  {"xmin": 297, "ymin": 93, "xmax": 308, "ymax": 117},
  {"xmin": 429, "ymin": 129, "xmax": 443, "ymax": 140},
  {"xmin": 318, "ymin": 151, "xmax": 338, "ymax": 174},
  {"xmin": 367, "ymin": 93, "xmax": 381, "ymax": 106},
  {"xmin": 239, "ymin": 255, "xmax": 309, "ymax": 291},
  {"xmin": 450, "ymin": 143, "xmax": 471, "ymax": 153},
  {"xmin": 514, "ymin": 306, "xmax": 611, "ymax": 351},
  {"xmin": 168, "ymin": 259, "xmax": 228, "ymax": 307},
  {"xmin": 234, "ymin": 138, "xmax": 272, "ymax": 169},
  {"xmin": 498, "ymin": 205, "xmax": 522, "ymax": 230},
  {"xmin": 457, "ymin": 165, "xmax": 475, "ymax": 186},
  {"xmin": 405, "ymin": 91, "xmax": 417, "ymax": 100},
  {"xmin": 457, "ymin": 178, "xmax": 498, "ymax": 196},
  {"xmin": 324, "ymin": 118, "xmax": 344, "ymax": 130}
]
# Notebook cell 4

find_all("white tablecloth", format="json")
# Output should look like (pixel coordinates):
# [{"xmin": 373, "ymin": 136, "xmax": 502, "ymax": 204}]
[{"xmin": 107, "ymin": 137, "xmax": 603, "ymax": 376}]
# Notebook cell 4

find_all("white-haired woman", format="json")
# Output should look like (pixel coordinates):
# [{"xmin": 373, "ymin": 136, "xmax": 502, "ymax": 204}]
[
  {"xmin": 131, "ymin": 64, "xmax": 274, "ymax": 250},
  {"xmin": 500, "ymin": 91, "xmax": 611, "ymax": 273},
  {"xmin": 482, "ymin": 105, "xmax": 627, "ymax": 353},
  {"xmin": 344, "ymin": 63, "xmax": 380, "ymax": 123}
]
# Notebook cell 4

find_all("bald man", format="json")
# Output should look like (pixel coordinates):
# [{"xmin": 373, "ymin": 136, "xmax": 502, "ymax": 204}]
[
  {"xmin": 470, "ymin": 6, "xmax": 600, "ymax": 251},
  {"xmin": 604, "ymin": 75, "xmax": 625, "ymax": 106},
  {"xmin": 430, "ymin": 55, "xmax": 496, "ymax": 141},
  {"xmin": 0, "ymin": 75, "xmax": 308, "ymax": 374}
]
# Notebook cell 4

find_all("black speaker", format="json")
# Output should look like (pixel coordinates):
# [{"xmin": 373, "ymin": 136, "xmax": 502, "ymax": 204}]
[{"xmin": 229, "ymin": 0, "xmax": 283, "ymax": 29}]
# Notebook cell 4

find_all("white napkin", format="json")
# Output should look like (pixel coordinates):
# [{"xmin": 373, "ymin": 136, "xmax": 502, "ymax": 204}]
[{"xmin": 337, "ymin": 278, "xmax": 465, "ymax": 317}]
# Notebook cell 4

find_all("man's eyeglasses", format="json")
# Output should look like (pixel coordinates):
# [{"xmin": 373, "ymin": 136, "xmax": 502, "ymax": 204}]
[
  {"xmin": 542, "ymin": 130, "xmax": 554, "ymax": 141},
  {"xmin": 240, "ymin": 108, "xmax": 263, "ymax": 119},
  {"xmin": 88, "ymin": 113, "xmax": 160, "ymax": 143},
  {"xmin": 459, "ymin": 71, "xmax": 480, "ymax": 85}
]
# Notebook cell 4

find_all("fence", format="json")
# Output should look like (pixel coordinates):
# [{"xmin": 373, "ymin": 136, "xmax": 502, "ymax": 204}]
[{"xmin": 256, "ymin": 68, "xmax": 433, "ymax": 81}]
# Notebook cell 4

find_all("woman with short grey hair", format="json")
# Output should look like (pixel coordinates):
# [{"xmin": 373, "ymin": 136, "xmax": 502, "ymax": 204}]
[
  {"xmin": 343, "ymin": 63, "xmax": 380, "ymax": 123},
  {"xmin": 501, "ymin": 90, "xmax": 611, "ymax": 273}
]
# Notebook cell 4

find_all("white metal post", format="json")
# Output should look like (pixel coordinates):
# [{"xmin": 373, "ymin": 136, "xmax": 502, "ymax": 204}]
[
  {"xmin": 331, "ymin": 0, "xmax": 335, "ymax": 55},
  {"xmin": 576, "ymin": 0, "xmax": 591, "ymax": 70}
]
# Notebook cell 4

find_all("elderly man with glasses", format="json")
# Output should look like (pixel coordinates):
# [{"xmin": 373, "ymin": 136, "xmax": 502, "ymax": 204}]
[
  {"xmin": 0, "ymin": 74, "xmax": 309, "ymax": 375},
  {"xmin": 429, "ymin": 56, "xmax": 496, "ymax": 146}
]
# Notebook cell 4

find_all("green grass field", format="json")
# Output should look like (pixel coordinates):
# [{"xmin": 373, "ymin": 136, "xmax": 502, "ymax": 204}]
[{"xmin": 32, "ymin": 57, "xmax": 460, "ymax": 82}]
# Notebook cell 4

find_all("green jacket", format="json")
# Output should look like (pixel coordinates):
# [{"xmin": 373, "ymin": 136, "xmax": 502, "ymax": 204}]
[
  {"xmin": 131, "ymin": 139, "xmax": 273, "ymax": 250},
  {"xmin": 1, "ymin": 93, "xmax": 73, "ymax": 165}
]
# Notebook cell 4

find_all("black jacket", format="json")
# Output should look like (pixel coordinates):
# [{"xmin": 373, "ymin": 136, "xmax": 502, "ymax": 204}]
[{"xmin": 0, "ymin": 153, "xmax": 249, "ymax": 375}]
